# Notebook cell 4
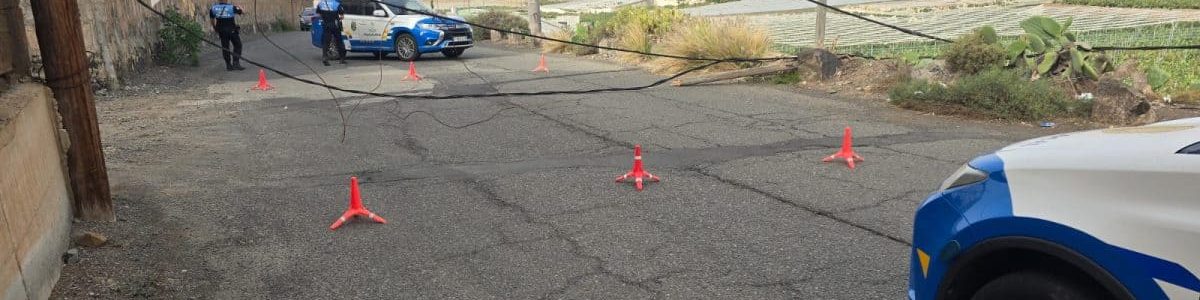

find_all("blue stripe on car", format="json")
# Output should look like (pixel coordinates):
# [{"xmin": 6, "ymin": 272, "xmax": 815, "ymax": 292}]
[{"xmin": 913, "ymin": 153, "xmax": 1200, "ymax": 299}]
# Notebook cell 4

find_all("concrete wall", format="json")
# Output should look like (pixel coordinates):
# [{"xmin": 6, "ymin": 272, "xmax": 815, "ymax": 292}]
[
  {"xmin": 19, "ymin": 0, "xmax": 303, "ymax": 87},
  {"xmin": 0, "ymin": 83, "xmax": 73, "ymax": 300}
]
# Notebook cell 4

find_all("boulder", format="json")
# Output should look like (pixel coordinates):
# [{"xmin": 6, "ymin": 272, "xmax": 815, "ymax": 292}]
[
  {"xmin": 796, "ymin": 49, "xmax": 840, "ymax": 81},
  {"xmin": 1089, "ymin": 78, "xmax": 1156, "ymax": 125},
  {"xmin": 1104, "ymin": 60, "xmax": 1157, "ymax": 100}
]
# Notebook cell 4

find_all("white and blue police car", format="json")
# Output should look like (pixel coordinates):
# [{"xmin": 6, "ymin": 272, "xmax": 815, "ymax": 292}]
[
  {"xmin": 310, "ymin": 0, "xmax": 472, "ymax": 61},
  {"xmin": 910, "ymin": 117, "xmax": 1200, "ymax": 300}
]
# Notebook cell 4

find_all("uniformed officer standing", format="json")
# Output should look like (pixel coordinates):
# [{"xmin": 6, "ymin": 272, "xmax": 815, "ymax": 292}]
[
  {"xmin": 210, "ymin": 0, "xmax": 246, "ymax": 71},
  {"xmin": 317, "ymin": 0, "xmax": 347, "ymax": 66}
]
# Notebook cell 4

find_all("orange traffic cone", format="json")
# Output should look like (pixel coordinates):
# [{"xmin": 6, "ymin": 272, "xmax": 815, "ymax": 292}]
[
  {"xmin": 823, "ymin": 127, "xmax": 865, "ymax": 169},
  {"xmin": 329, "ymin": 177, "xmax": 387, "ymax": 231},
  {"xmin": 252, "ymin": 69, "xmax": 274, "ymax": 91},
  {"xmin": 532, "ymin": 54, "xmax": 550, "ymax": 73},
  {"xmin": 403, "ymin": 61, "xmax": 422, "ymax": 81},
  {"xmin": 615, "ymin": 145, "xmax": 660, "ymax": 191}
]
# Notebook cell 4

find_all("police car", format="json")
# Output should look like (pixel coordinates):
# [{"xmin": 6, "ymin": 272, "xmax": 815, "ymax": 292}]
[
  {"xmin": 911, "ymin": 117, "xmax": 1200, "ymax": 300},
  {"xmin": 310, "ymin": 0, "xmax": 472, "ymax": 61}
]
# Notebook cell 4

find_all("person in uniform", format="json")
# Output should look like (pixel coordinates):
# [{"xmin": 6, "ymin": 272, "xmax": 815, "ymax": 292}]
[
  {"xmin": 316, "ymin": 0, "xmax": 347, "ymax": 66},
  {"xmin": 210, "ymin": 0, "xmax": 246, "ymax": 71}
]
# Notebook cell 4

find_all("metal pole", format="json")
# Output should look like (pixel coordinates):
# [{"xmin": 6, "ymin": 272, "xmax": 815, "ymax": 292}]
[
  {"xmin": 528, "ymin": 0, "xmax": 542, "ymax": 44},
  {"xmin": 30, "ymin": 0, "xmax": 115, "ymax": 221},
  {"xmin": 815, "ymin": 0, "xmax": 826, "ymax": 48}
]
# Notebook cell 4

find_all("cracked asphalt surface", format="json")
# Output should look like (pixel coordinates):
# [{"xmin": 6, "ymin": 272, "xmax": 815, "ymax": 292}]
[{"xmin": 54, "ymin": 32, "xmax": 1055, "ymax": 299}]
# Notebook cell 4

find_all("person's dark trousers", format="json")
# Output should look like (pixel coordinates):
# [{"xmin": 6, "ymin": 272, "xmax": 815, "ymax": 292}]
[
  {"xmin": 321, "ymin": 24, "xmax": 346, "ymax": 65},
  {"xmin": 217, "ymin": 26, "xmax": 244, "ymax": 70}
]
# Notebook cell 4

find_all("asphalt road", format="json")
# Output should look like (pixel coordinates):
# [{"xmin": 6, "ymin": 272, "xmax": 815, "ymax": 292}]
[{"xmin": 58, "ymin": 31, "xmax": 1048, "ymax": 299}]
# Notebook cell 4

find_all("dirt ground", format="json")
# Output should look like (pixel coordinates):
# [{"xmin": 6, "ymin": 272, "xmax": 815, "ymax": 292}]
[{"xmin": 50, "ymin": 64, "xmax": 228, "ymax": 299}]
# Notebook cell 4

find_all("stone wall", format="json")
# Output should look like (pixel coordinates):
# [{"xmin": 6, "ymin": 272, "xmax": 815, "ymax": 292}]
[
  {"xmin": 20, "ymin": 0, "xmax": 303, "ymax": 87},
  {"xmin": 0, "ymin": 83, "xmax": 73, "ymax": 300}
]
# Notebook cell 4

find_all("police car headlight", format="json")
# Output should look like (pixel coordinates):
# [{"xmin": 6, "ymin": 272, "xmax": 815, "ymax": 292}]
[
  {"xmin": 938, "ymin": 164, "xmax": 988, "ymax": 192},
  {"xmin": 417, "ymin": 23, "xmax": 445, "ymax": 30}
]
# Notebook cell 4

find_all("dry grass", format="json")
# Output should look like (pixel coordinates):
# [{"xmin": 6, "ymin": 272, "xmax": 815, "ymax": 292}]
[
  {"xmin": 648, "ymin": 18, "xmax": 774, "ymax": 74},
  {"xmin": 616, "ymin": 22, "xmax": 653, "ymax": 63},
  {"xmin": 541, "ymin": 28, "xmax": 575, "ymax": 54},
  {"xmin": 1175, "ymin": 90, "xmax": 1200, "ymax": 105}
]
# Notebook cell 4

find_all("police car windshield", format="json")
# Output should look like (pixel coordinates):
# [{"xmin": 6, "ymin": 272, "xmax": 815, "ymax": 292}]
[{"xmin": 381, "ymin": 0, "xmax": 432, "ymax": 13}]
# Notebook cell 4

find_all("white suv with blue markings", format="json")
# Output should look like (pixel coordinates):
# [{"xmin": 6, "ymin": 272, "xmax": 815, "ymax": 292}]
[
  {"xmin": 310, "ymin": 0, "xmax": 472, "ymax": 61},
  {"xmin": 910, "ymin": 117, "xmax": 1200, "ymax": 300}
]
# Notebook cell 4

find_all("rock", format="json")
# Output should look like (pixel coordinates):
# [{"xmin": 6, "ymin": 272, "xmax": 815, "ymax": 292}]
[
  {"xmin": 813, "ymin": 49, "xmax": 840, "ymax": 80},
  {"xmin": 1106, "ymin": 60, "xmax": 1156, "ymax": 99},
  {"xmin": 63, "ymin": 248, "xmax": 81, "ymax": 264},
  {"xmin": 910, "ymin": 59, "xmax": 952, "ymax": 83},
  {"xmin": 75, "ymin": 231, "xmax": 108, "ymax": 248},
  {"xmin": 98, "ymin": 277, "xmax": 120, "ymax": 291},
  {"xmin": 796, "ymin": 49, "xmax": 840, "ymax": 81},
  {"xmin": 1089, "ymin": 78, "xmax": 1157, "ymax": 125}
]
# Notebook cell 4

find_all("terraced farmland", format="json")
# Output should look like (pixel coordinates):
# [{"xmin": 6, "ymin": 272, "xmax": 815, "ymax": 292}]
[{"xmin": 743, "ymin": 3, "xmax": 1200, "ymax": 48}]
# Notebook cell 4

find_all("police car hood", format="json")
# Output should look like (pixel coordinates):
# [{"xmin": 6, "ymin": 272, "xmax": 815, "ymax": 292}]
[{"xmin": 996, "ymin": 117, "xmax": 1200, "ymax": 167}]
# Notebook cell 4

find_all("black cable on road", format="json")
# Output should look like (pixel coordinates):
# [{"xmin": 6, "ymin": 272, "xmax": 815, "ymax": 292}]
[{"xmin": 251, "ymin": 0, "xmax": 358, "ymax": 142}]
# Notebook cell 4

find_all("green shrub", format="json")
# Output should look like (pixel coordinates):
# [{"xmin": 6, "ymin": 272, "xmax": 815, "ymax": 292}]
[
  {"xmin": 157, "ymin": 8, "xmax": 202, "ymax": 66},
  {"xmin": 579, "ymin": 12, "xmax": 615, "ymax": 36},
  {"xmin": 569, "ymin": 24, "xmax": 600, "ymax": 55},
  {"xmin": 890, "ymin": 69, "xmax": 1084, "ymax": 120},
  {"xmin": 1147, "ymin": 66, "xmax": 1170, "ymax": 92},
  {"xmin": 466, "ymin": 9, "xmax": 528, "ymax": 40},
  {"xmin": 606, "ymin": 7, "xmax": 686, "ymax": 37},
  {"xmin": 943, "ymin": 26, "xmax": 1006, "ymax": 75},
  {"xmin": 611, "ymin": 7, "xmax": 689, "ymax": 62}
]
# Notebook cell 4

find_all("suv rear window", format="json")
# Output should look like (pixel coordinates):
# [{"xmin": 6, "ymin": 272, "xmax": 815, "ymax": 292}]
[{"xmin": 1180, "ymin": 142, "xmax": 1200, "ymax": 154}]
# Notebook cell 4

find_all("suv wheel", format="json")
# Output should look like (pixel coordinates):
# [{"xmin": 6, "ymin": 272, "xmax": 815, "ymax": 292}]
[
  {"xmin": 971, "ymin": 270, "xmax": 1108, "ymax": 300},
  {"xmin": 394, "ymin": 34, "xmax": 420, "ymax": 61},
  {"xmin": 441, "ymin": 48, "xmax": 465, "ymax": 58}
]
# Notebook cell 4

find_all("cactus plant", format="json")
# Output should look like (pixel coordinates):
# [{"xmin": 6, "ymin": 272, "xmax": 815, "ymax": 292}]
[{"xmin": 1006, "ymin": 16, "xmax": 1114, "ymax": 81}]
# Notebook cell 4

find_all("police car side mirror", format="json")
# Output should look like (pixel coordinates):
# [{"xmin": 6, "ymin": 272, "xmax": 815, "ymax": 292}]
[{"xmin": 372, "ymin": 10, "xmax": 386, "ymax": 17}]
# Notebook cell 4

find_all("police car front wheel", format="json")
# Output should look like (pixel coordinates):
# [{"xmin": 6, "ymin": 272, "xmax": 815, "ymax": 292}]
[
  {"xmin": 970, "ymin": 270, "xmax": 1109, "ymax": 300},
  {"xmin": 395, "ymin": 34, "xmax": 420, "ymax": 61}
]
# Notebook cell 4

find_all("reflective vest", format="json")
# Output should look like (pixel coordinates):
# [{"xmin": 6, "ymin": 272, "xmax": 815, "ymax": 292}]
[
  {"xmin": 317, "ymin": 0, "xmax": 340, "ymax": 12},
  {"xmin": 211, "ymin": 3, "xmax": 237, "ymax": 19}
]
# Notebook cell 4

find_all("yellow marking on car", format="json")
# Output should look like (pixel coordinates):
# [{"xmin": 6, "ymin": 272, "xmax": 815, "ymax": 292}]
[{"xmin": 917, "ymin": 249, "xmax": 931, "ymax": 278}]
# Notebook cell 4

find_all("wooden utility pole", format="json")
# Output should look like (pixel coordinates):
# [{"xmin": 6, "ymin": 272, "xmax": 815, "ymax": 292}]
[
  {"xmin": 815, "ymin": 0, "xmax": 827, "ymax": 48},
  {"xmin": 1, "ymin": 0, "xmax": 31, "ymax": 77},
  {"xmin": 527, "ymin": 0, "xmax": 542, "ymax": 44},
  {"xmin": 29, "ymin": 0, "xmax": 115, "ymax": 221}
]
